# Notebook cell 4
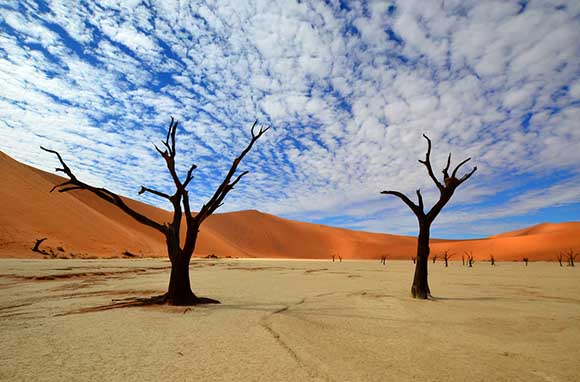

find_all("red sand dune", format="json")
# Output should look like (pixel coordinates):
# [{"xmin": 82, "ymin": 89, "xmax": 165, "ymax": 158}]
[{"xmin": 1, "ymin": 151, "xmax": 578, "ymax": 261}]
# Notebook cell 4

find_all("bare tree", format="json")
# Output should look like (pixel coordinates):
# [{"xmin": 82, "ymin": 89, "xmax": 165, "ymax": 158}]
[
  {"xmin": 489, "ymin": 254, "xmax": 495, "ymax": 266},
  {"xmin": 32, "ymin": 238, "xmax": 48, "ymax": 253},
  {"xmin": 565, "ymin": 249, "xmax": 578, "ymax": 267},
  {"xmin": 412, "ymin": 256, "xmax": 416, "ymax": 264},
  {"xmin": 380, "ymin": 255, "xmax": 387, "ymax": 265},
  {"xmin": 381, "ymin": 135, "xmax": 477, "ymax": 298},
  {"xmin": 523, "ymin": 257, "xmax": 529, "ymax": 266},
  {"xmin": 461, "ymin": 253, "xmax": 465, "ymax": 266},
  {"xmin": 441, "ymin": 250, "xmax": 453, "ymax": 267},
  {"xmin": 465, "ymin": 251, "xmax": 475, "ymax": 268},
  {"xmin": 557, "ymin": 252, "xmax": 564, "ymax": 267},
  {"xmin": 42, "ymin": 118, "xmax": 268, "ymax": 306},
  {"xmin": 432, "ymin": 255, "xmax": 438, "ymax": 264}
]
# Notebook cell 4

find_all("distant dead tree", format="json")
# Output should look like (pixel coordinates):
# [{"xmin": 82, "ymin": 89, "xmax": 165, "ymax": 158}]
[
  {"xmin": 332, "ymin": 254, "xmax": 335, "ymax": 262},
  {"xmin": 465, "ymin": 251, "xmax": 475, "ymax": 268},
  {"xmin": 565, "ymin": 249, "xmax": 578, "ymax": 267},
  {"xmin": 42, "ymin": 118, "xmax": 268, "ymax": 306},
  {"xmin": 381, "ymin": 135, "xmax": 477, "ymax": 298},
  {"xmin": 412, "ymin": 256, "xmax": 416, "ymax": 264},
  {"xmin": 380, "ymin": 255, "xmax": 387, "ymax": 265},
  {"xmin": 32, "ymin": 237, "xmax": 48, "ymax": 253},
  {"xmin": 338, "ymin": 255, "xmax": 343, "ymax": 262},
  {"xmin": 461, "ymin": 253, "xmax": 465, "ymax": 266},
  {"xmin": 441, "ymin": 250, "xmax": 453, "ymax": 267},
  {"xmin": 557, "ymin": 252, "xmax": 564, "ymax": 267},
  {"xmin": 490, "ymin": 254, "xmax": 495, "ymax": 266},
  {"xmin": 523, "ymin": 257, "xmax": 529, "ymax": 266},
  {"xmin": 432, "ymin": 255, "xmax": 438, "ymax": 264}
]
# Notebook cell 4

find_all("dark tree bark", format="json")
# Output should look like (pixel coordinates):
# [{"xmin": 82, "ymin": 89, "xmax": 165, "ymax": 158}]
[
  {"xmin": 441, "ymin": 250, "xmax": 452, "ymax": 268},
  {"xmin": 42, "ymin": 118, "xmax": 268, "ymax": 306},
  {"xmin": 32, "ymin": 238, "xmax": 48, "ymax": 253},
  {"xmin": 381, "ymin": 135, "xmax": 477, "ymax": 299}
]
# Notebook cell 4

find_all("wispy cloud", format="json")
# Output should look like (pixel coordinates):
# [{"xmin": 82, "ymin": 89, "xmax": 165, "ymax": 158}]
[{"xmin": 0, "ymin": 0, "xmax": 578, "ymax": 238}]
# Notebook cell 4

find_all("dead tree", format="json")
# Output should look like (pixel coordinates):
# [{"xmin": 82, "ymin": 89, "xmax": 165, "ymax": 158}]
[
  {"xmin": 32, "ymin": 238, "xmax": 48, "ymax": 253},
  {"xmin": 380, "ymin": 255, "xmax": 387, "ymax": 265},
  {"xmin": 465, "ymin": 251, "xmax": 475, "ymax": 268},
  {"xmin": 490, "ymin": 254, "xmax": 495, "ymax": 266},
  {"xmin": 381, "ymin": 135, "xmax": 477, "ymax": 298},
  {"xmin": 42, "ymin": 118, "xmax": 268, "ymax": 306},
  {"xmin": 523, "ymin": 257, "xmax": 529, "ymax": 266},
  {"xmin": 565, "ymin": 249, "xmax": 578, "ymax": 267},
  {"xmin": 338, "ymin": 255, "xmax": 342, "ymax": 262},
  {"xmin": 557, "ymin": 252, "xmax": 564, "ymax": 267},
  {"xmin": 412, "ymin": 256, "xmax": 416, "ymax": 264},
  {"xmin": 441, "ymin": 250, "xmax": 453, "ymax": 267},
  {"xmin": 432, "ymin": 255, "xmax": 438, "ymax": 264},
  {"xmin": 461, "ymin": 253, "xmax": 465, "ymax": 266}
]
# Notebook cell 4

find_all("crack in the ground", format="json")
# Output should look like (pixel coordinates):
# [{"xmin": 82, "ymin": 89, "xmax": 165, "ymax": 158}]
[{"xmin": 259, "ymin": 297, "xmax": 330, "ymax": 381}]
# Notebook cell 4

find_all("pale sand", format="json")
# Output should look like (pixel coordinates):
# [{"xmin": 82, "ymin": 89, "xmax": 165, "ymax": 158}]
[{"xmin": 1, "ymin": 259, "xmax": 579, "ymax": 381}]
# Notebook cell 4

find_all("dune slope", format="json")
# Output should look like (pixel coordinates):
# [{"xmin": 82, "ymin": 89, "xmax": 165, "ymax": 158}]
[{"xmin": 1, "ymin": 151, "xmax": 578, "ymax": 260}]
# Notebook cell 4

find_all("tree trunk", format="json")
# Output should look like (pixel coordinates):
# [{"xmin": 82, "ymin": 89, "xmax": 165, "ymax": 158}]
[
  {"xmin": 165, "ymin": 234, "xmax": 197, "ymax": 305},
  {"xmin": 411, "ymin": 223, "xmax": 431, "ymax": 299}
]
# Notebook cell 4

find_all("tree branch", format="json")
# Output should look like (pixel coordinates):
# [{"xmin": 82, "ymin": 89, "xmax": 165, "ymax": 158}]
[
  {"xmin": 195, "ymin": 121, "xmax": 269, "ymax": 224},
  {"xmin": 451, "ymin": 157, "xmax": 471, "ymax": 179},
  {"xmin": 41, "ymin": 147, "xmax": 167, "ymax": 234},
  {"xmin": 442, "ymin": 153, "xmax": 451, "ymax": 180},
  {"xmin": 381, "ymin": 190, "xmax": 423, "ymax": 217},
  {"xmin": 416, "ymin": 189, "xmax": 424, "ymax": 213},
  {"xmin": 458, "ymin": 166, "xmax": 477, "ymax": 185},
  {"xmin": 417, "ymin": 134, "xmax": 444, "ymax": 191},
  {"xmin": 139, "ymin": 186, "xmax": 171, "ymax": 200}
]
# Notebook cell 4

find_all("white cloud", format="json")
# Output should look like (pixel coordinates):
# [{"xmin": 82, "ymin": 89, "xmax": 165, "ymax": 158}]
[{"xmin": 0, "ymin": 0, "xmax": 578, "ymax": 238}]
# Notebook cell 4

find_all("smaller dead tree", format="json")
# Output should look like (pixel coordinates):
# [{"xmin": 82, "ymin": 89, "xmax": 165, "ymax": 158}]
[
  {"xmin": 442, "ymin": 250, "xmax": 453, "ymax": 267},
  {"xmin": 523, "ymin": 257, "xmax": 529, "ymax": 266},
  {"xmin": 461, "ymin": 253, "xmax": 465, "ymax": 266},
  {"xmin": 432, "ymin": 255, "xmax": 438, "ymax": 264},
  {"xmin": 380, "ymin": 255, "xmax": 387, "ymax": 265},
  {"xmin": 465, "ymin": 251, "xmax": 474, "ymax": 267},
  {"xmin": 332, "ymin": 255, "xmax": 335, "ymax": 262},
  {"xmin": 32, "ymin": 238, "xmax": 48, "ymax": 253},
  {"xmin": 557, "ymin": 252, "xmax": 564, "ymax": 267},
  {"xmin": 338, "ymin": 255, "xmax": 342, "ymax": 262},
  {"xmin": 412, "ymin": 256, "xmax": 416, "ymax": 264},
  {"xmin": 490, "ymin": 254, "xmax": 495, "ymax": 266},
  {"xmin": 565, "ymin": 249, "xmax": 578, "ymax": 267}
]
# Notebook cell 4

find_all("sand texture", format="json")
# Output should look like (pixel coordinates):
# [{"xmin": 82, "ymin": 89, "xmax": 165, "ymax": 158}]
[
  {"xmin": 1, "ymin": 151, "xmax": 579, "ymax": 261},
  {"xmin": 1, "ymin": 259, "xmax": 579, "ymax": 381}
]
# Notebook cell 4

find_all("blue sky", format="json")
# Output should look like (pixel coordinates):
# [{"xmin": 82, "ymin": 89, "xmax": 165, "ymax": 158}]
[{"xmin": 0, "ymin": 0, "xmax": 579, "ymax": 239}]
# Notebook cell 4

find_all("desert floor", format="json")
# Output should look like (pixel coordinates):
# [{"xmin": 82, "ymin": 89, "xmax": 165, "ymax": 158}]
[{"xmin": 0, "ymin": 259, "xmax": 578, "ymax": 382}]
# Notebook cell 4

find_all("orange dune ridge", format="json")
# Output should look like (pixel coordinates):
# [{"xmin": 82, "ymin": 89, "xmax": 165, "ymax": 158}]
[{"xmin": 1, "ymin": 151, "xmax": 578, "ymax": 261}]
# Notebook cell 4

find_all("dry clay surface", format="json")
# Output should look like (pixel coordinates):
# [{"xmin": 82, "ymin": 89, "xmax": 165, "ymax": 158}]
[{"xmin": 0, "ymin": 259, "xmax": 579, "ymax": 382}]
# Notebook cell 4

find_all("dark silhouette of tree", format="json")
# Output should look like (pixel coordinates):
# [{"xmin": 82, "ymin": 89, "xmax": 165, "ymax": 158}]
[
  {"xmin": 412, "ymin": 256, "xmax": 416, "ymax": 264},
  {"xmin": 42, "ymin": 118, "xmax": 268, "ymax": 306},
  {"xmin": 380, "ymin": 255, "xmax": 387, "ymax": 265},
  {"xmin": 557, "ymin": 252, "xmax": 564, "ymax": 267},
  {"xmin": 489, "ymin": 254, "xmax": 495, "ymax": 266},
  {"xmin": 432, "ymin": 255, "xmax": 438, "ymax": 264},
  {"xmin": 32, "ymin": 238, "xmax": 48, "ymax": 253},
  {"xmin": 441, "ymin": 250, "xmax": 453, "ymax": 267},
  {"xmin": 523, "ymin": 257, "xmax": 529, "ymax": 266},
  {"xmin": 565, "ymin": 249, "xmax": 577, "ymax": 267},
  {"xmin": 465, "ymin": 251, "xmax": 475, "ymax": 268},
  {"xmin": 381, "ymin": 135, "xmax": 477, "ymax": 299},
  {"xmin": 461, "ymin": 253, "xmax": 465, "ymax": 266}
]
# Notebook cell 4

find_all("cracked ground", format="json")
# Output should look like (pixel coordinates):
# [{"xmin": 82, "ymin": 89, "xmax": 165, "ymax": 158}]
[{"xmin": 1, "ymin": 258, "xmax": 579, "ymax": 382}]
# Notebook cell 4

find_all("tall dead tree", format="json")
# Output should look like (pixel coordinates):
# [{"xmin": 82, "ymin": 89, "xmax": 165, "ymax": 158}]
[
  {"xmin": 489, "ymin": 254, "xmax": 495, "ymax": 266},
  {"xmin": 441, "ymin": 250, "xmax": 453, "ymax": 267},
  {"xmin": 565, "ymin": 249, "xmax": 577, "ymax": 267},
  {"xmin": 465, "ymin": 251, "xmax": 475, "ymax": 267},
  {"xmin": 42, "ymin": 118, "xmax": 268, "ymax": 306},
  {"xmin": 382, "ymin": 135, "xmax": 476, "ymax": 299}
]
